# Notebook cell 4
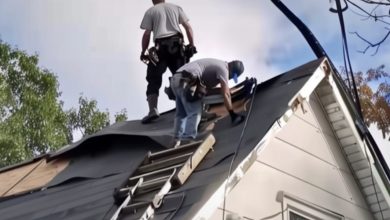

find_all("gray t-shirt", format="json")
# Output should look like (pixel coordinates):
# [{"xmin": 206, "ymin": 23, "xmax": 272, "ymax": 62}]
[
  {"xmin": 140, "ymin": 3, "xmax": 188, "ymax": 41},
  {"xmin": 177, "ymin": 58, "xmax": 229, "ymax": 88}
]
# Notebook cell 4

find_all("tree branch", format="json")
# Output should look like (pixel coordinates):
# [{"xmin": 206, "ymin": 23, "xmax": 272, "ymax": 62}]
[
  {"xmin": 351, "ymin": 29, "xmax": 390, "ymax": 55},
  {"xmin": 358, "ymin": 0, "xmax": 390, "ymax": 6},
  {"xmin": 347, "ymin": 0, "xmax": 390, "ymax": 25}
]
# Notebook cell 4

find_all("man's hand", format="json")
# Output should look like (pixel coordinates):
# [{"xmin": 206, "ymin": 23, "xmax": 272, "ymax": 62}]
[
  {"xmin": 229, "ymin": 110, "xmax": 245, "ymax": 126},
  {"xmin": 184, "ymin": 45, "xmax": 197, "ymax": 58},
  {"xmin": 140, "ymin": 51, "xmax": 148, "ymax": 62}
]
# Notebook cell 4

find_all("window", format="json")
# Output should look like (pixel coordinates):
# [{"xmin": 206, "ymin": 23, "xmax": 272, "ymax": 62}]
[
  {"xmin": 290, "ymin": 211, "xmax": 310, "ymax": 220},
  {"xmin": 277, "ymin": 191, "xmax": 344, "ymax": 220}
]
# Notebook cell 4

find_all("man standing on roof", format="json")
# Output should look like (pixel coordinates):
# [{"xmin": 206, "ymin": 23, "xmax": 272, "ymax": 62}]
[
  {"xmin": 140, "ymin": 0, "xmax": 196, "ymax": 124},
  {"xmin": 171, "ymin": 58, "xmax": 245, "ymax": 146}
]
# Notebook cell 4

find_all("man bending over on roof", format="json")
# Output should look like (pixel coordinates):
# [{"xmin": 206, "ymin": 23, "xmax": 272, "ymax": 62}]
[
  {"xmin": 171, "ymin": 58, "xmax": 245, "ymax": 146},
  {"xmin": 140, "ymin": 0, "xmax": 196, "ymax": 124}
]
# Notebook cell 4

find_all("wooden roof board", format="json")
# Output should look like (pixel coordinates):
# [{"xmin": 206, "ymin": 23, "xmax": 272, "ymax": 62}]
[
  {"xmin": 0, "ymin": 160, "xmax": 43, "ymax": 196},
  {"xmin": 3, "ymin": 158, "xmax": 68, "ymax": 196}
]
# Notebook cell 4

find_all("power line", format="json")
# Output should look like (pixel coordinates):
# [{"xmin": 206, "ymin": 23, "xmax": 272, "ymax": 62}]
[{"xmin": 334, "ymin": 0, "xmax": 364, "ymax": 119}]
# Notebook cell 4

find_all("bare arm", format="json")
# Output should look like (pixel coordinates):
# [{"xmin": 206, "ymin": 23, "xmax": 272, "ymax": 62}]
[
  {"xmin": 220, "ymin": 79, "xmax": 233, "ymax": 112},
  {"xmin": 181, "ymin": 21, "xmax": 194, "ymax": 46},
  {"xmin": 141, "ymin": 30, "xmax": 152, "ymax": 53}
]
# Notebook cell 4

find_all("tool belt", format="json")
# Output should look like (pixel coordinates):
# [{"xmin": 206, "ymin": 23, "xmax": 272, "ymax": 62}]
[
  {"xmin": 155, "ymin": 33, "xmax": 184, "ymax": 56},
  {"xmin": 177, "ymin": 71, "xmax": 207, "ymax": 102}
]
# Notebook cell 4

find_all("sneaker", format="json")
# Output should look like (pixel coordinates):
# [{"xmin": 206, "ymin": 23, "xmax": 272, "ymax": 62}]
[
  {"xmin": 168, "ymin": 138, "xmax": 181, "ymax": 148},
  {"xmin": 173, "ymin": 140, "xmax": 181, "ymax": 148}
]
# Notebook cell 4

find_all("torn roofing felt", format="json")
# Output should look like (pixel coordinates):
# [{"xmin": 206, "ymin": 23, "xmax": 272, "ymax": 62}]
[
  {"xmin": 0, "ymin": 58, "xmax": 324, "ymax": 220},
  {"xmin": 47, "ymin": 77, "xmax": 256, "ymax": 161}
]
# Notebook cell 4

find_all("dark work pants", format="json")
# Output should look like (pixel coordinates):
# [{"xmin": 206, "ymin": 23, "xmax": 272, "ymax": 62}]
[{"xmin": 146, "ymin": 36, "xmax": 186, "ymax": 96}]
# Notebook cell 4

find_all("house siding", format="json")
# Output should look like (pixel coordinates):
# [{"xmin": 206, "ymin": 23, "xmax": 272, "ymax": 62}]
[{"xmin": 210, "ymin": 95, "xmax": 374, "ymax": 220}]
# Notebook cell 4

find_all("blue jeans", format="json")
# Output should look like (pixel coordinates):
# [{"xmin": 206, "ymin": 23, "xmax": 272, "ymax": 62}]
[{"xmin": 171, "ymin": 74, "xmax": 202, "ymax": 140}]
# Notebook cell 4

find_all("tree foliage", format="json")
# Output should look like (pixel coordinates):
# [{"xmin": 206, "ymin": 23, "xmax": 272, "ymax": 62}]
[
  {"xmin": 0, "ymin": 40, "xmax": 128, "ymax": 168},
  {"xmin": 343, "ymin": 65, "xmax": 390, "ymax": 140},
  {"xmin": 67, "ymin": 96, "xmax": 110, "ymax": 137},
  {"xmin": 67, "ymin": 97, "xmax": 128, "ymax": 137},
  {"xmin": 114, "ymin": 109, "xmax": 128, "ymax": 123},
  {"xmin": 0, "ymin": 41, "xmax": 70, "ymax": 167}
]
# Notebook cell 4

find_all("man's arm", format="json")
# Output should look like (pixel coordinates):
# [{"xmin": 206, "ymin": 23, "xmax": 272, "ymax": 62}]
[
  {"xmin": 220, "ymin": 79, "xmax": 233, "ymax": 112},
  {"xmin": 220, "ymin": 78, "xmax": 245, "ymax": 125},
  {"xmin": 141, "ymin": 30, "xmax": 152, "ymax": 54},
  {"xmin": 181, "ymin": 21, "xmax": 194, "ymax": 46}
]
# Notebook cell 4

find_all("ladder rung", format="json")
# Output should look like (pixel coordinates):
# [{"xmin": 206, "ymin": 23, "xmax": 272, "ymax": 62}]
[
  {"xmin": 122, "ymin": 201, "xmax": 150, "ymax": 215},
  {"xmin": 110, "ymin": 134, "xmax": 215, "ymax": 220},
  {"xmin": 119, "ymin": 186, "xmax": 135, "ymax": 193},
  {"xmin": 119, "ymin": 175, "xmax": 171, "ymax": 198},
  {"xmin": 142, "ymin": 174, "xmax": 171, "ymax": 187},
  {"xmin": 129, "ymin": 164, "xmax": 183, "ymax": 181},
  {"xmin": 136, "ymin": 175, "xmax": 171, "ymax": 195},
  {"xmin": 136, "ymin": 152, "xmax": 193, "ymax": 174},
  {"xmin": 146, "ymin": 140, "xmax": 203, "ymax": 162},
  {"xmin": 111, "ymin": 178, "xmax": 143, "ymax": 220}
]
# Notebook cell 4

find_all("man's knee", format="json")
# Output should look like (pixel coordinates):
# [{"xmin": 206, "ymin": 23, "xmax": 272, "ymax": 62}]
[
  {"xmin": 146, "ymin": 74, "xmax": 163, "ymax": 96},
  {"xmin": 146, "ymin": 86, "xmax": 160, "ymax": 96}
]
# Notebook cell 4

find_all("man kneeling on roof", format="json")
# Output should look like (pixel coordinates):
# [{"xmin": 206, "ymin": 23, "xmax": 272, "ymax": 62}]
[{"xmin": 171, "ymin": 58, "xmax": 245, "ymax": 147}]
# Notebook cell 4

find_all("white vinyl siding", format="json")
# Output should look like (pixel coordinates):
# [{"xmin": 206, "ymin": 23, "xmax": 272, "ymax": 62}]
[{"xmin": 209, "ymin": 95, "xmax": 374, "ymax": 220}]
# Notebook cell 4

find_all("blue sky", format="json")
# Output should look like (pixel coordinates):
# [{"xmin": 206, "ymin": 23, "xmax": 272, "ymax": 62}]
[{"xmin": 0, "ymin": 0, "xmax": 388, "ymax": 159}]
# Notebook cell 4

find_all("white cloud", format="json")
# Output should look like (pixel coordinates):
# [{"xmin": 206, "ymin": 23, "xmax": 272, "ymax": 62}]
[
  {"xmin": 0, "ymin": 0, "xmax": 314, "ymax": 116},
  {"xmin": 0, "ymin": 0, "xmax": 389, "ymax": 158}
]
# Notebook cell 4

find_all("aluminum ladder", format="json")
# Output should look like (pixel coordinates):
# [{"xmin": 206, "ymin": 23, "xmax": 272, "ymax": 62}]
[{"xmin": 111, "ymin": 134, "xmax": 216, "ymax": 220}]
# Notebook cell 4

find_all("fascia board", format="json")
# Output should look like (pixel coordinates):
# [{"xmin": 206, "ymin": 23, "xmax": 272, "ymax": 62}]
[
  {"xmin": 372, "ymin": 163, "xmax": 390, "ymax": 210},
  {"xmin": 288, "ymin": 59, "xmax": 327, "ymax": 109},
  {"xmin": 326, "ymin": 73, "xmax": 390, "ymax": 205},
  {"xmin": 327, "ymin": 74, "xmax": 369, "ymax": 157}
]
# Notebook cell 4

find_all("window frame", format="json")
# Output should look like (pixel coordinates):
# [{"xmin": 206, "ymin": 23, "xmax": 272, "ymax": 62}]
[{"xmin": 277, "ymin": 191, "xmax": 345, "ymax": 220}]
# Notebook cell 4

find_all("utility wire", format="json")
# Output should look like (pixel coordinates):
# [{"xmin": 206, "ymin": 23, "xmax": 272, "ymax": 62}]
[
  {"xmin": 335, "ymin": 1, "xmax": 385, "ymax": 220},
  {"xmin": 221, "ymin": 79, "xmax": 258, "ymax": 220},
  {"xmin": 335, "ymin": 0, "xmax": 364, "ymax": 119}
]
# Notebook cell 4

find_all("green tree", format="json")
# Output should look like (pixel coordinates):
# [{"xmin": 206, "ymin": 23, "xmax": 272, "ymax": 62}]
[
  {"xmin": 114, "ymin": 109, "xmax": 128, "ymax": 123},
  {"xmin": 67, "ymin": 96, "xmax": 129, "ymax": 136},
  {"xmin": 67, "ymin": 96, "xmax": 110, "ymax": 136},
  {"xmin": 0, "ymin": 40, "xmax": 70, "ymax": 167},
  {"xmin": 343, "ymin": 65, "xmax": 390, "ymax": 140},
  {"xmin": 0, "ymin": 40, "xmax": 128, "ymax": 168}
]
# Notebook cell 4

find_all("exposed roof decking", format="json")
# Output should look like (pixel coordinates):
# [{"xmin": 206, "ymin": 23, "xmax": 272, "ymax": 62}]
[{"xmin": 0, "ymin": 158, "xmax": 68, "ymax": 197}]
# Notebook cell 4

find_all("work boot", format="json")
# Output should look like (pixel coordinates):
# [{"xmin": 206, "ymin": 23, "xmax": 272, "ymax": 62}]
[{"xmin": 142, "ymin": 94, "xmax": 160, "ymax": 124}]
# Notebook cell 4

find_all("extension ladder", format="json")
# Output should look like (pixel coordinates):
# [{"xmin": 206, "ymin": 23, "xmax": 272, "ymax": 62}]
[{"xmin": 111, "ymin": 134, "xmax": 216, "ymax": 220}]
